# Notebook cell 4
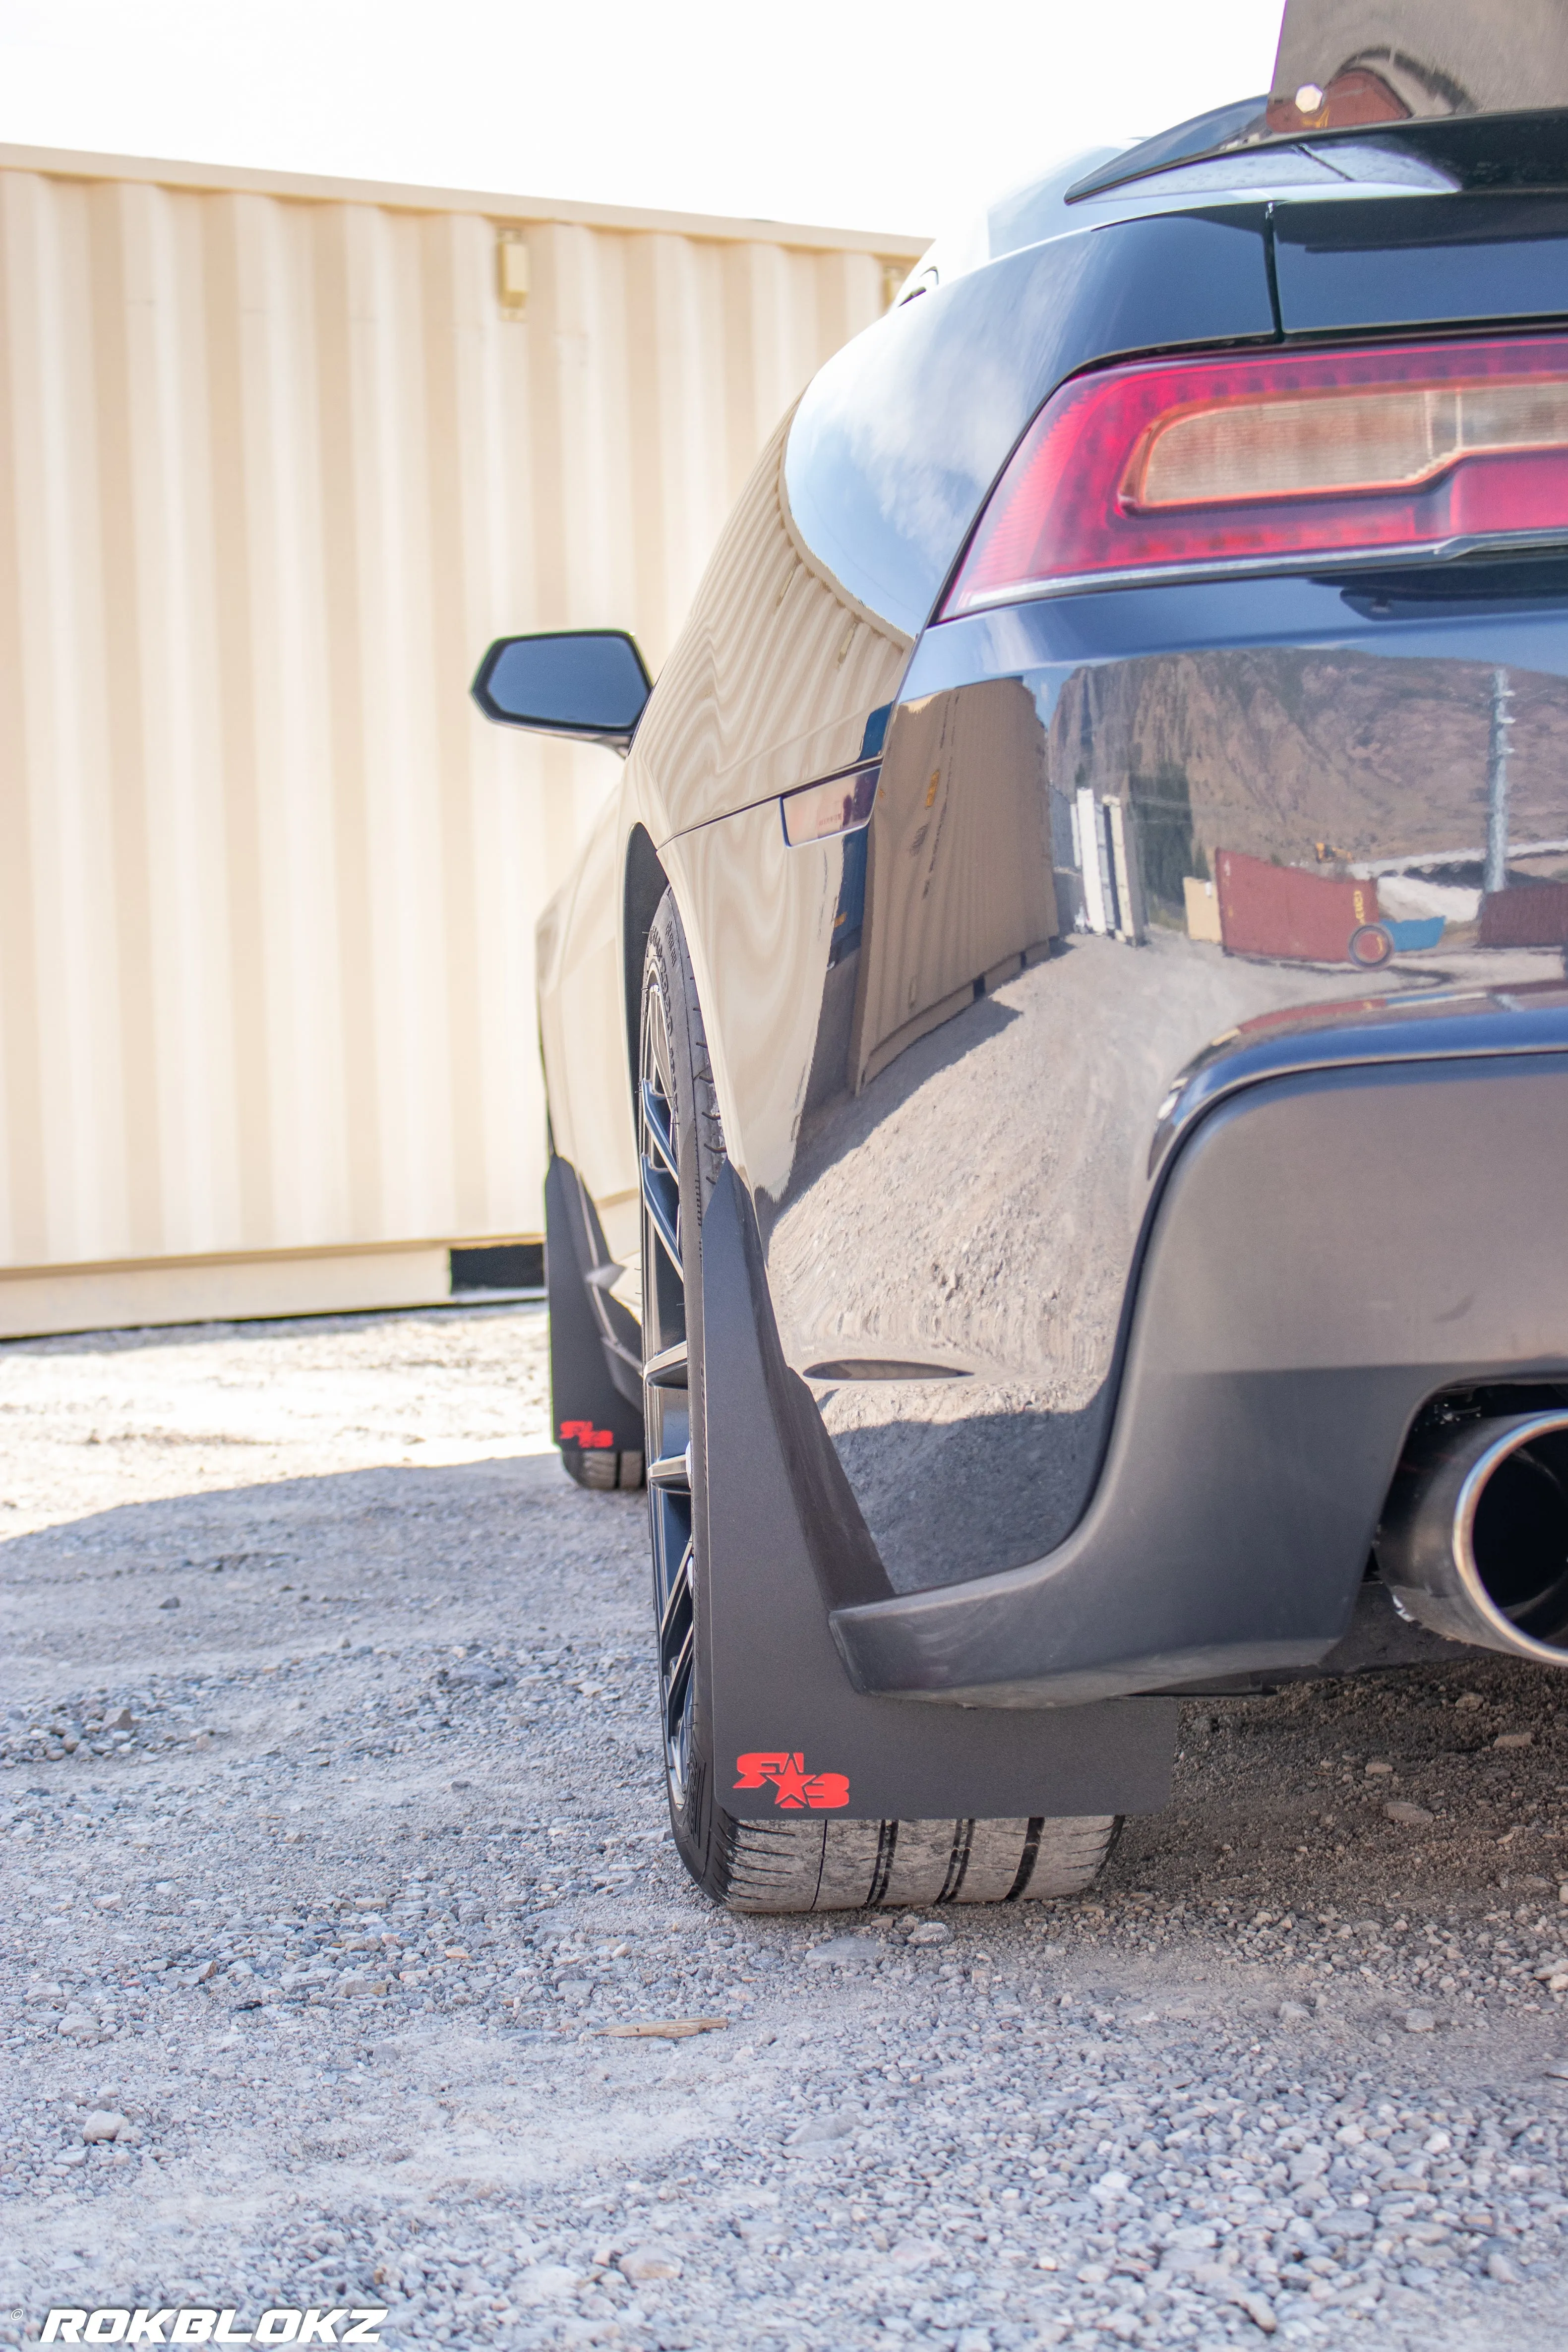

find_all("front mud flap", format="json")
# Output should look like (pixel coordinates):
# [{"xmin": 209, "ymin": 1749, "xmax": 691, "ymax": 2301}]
[
  {"xmin": 545, "ymin": 1152, "xmax": 646, "ymax": 1467},
  {"xmin": 698, "ymin": 1161, "xmax": 1176, "ymax": 1825}
]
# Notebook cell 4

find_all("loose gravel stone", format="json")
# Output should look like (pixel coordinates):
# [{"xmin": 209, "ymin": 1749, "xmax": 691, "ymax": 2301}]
[
  {"xmin": 619, "ymin": 2244, "xmax": 682, "ymax": 2282},
  {"xmin": 1, "ymin": 1303, "xmax": 1568, "ymax": 2349}
]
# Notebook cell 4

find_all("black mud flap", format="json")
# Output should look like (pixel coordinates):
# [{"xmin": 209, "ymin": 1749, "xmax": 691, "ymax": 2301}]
[
  {"xmin": 545, "ymin": 1153, "xmax": 645, "ymax": 1490},
  {"xmin": 698, "ymin": 1161, "xmax": 1176, "ymax": 1823}
]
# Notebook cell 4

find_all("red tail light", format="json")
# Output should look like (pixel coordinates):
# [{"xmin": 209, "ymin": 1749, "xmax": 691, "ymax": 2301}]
[{"xmin": 941, "ymin": 334, "xmax": 1568, "ymax": 616}]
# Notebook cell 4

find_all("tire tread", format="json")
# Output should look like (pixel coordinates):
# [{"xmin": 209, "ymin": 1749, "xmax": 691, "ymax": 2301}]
[{"xmin": 712, "ymin": 1809, "xmax": 1119, "ymax": 1914}]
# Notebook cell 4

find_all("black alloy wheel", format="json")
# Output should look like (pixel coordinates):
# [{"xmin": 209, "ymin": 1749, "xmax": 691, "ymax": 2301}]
[{"xmin": 638, "ymin": 892, "xmax": 724, "ymax": 1868}]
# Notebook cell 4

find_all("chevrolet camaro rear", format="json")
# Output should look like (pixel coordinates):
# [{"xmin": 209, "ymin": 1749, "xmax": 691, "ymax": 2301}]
[{"xmin": 474, "ymin": 4, "xmax": 1568, "ymax": 1912}]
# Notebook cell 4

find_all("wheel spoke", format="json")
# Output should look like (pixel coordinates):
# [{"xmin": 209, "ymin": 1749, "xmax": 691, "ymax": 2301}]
[
  {"xmin": 640, "ymin": 1154, "xmax": 682, "ymax": 1276},
  {"xmin": 658, "ymin": 1543, "xmax": 693, "ymax": 1649},
  {"xmin": 663, "ymin": 1613, "xmax": 695, "ymax": 1742},
  {"xmin": 647, "ymin": 1443, "xmax": 691, "ymax": 1491},
  {"xmin": 641, "ymin": 1079, "xmax": 678, "ymax": 1178}
]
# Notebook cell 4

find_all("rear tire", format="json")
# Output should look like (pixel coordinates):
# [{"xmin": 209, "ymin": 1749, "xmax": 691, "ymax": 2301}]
[
  {"xmin": 713, "ymin": 1812, "xmax": 1121, "ymax": 1914},
  {"xmin": 561, "ymin": 1446, "xmax": 645, "ymax": 1492},
  {"xmin": 637, "ymin": 890, "xmax": 1120, "ymax": 1914}
]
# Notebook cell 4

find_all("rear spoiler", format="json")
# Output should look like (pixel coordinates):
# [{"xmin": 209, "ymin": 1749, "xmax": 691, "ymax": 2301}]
[{"xmin": 1068, "ymin": 0, "xmax": 1568, "ymax": 204}]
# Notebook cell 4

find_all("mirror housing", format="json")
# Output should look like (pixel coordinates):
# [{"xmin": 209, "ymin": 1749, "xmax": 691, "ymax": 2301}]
[{"xmin": 471, "ymin": 629, "xmax": 652, "ymax": 751}]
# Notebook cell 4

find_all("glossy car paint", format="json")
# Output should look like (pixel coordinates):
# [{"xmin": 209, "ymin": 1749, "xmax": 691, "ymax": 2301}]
[{"xmin": 537, "ymin": 129, "xmax": 1568, "ymax": 1713}]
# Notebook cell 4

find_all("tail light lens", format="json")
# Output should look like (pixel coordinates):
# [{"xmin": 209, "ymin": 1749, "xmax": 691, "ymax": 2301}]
[{"xmin": 941, "ymin": 334, "xmax": 1568, "ymax": 616}]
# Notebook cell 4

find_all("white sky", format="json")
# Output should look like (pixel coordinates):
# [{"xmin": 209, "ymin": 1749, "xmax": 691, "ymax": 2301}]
[{"xmin": 0, "ymin": 0, "xmax": 1286, "ymax": 241}]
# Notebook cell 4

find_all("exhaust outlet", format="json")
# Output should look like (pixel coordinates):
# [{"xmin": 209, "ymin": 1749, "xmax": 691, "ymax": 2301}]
[{"xmin": 1377, "ymin": 1410, "xmax": 1568, "ymax": 1663}]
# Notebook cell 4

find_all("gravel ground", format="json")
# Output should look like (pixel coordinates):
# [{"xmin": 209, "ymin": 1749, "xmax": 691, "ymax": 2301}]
[{"xmin": 3, "ymin": 1306, "xmax": 1568, "ymax": 2350}]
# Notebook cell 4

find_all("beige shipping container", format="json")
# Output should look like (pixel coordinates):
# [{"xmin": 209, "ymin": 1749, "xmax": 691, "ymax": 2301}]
[{"xmin": 0, "ymin": 143, "xmax": 925, "ymax": 1338}]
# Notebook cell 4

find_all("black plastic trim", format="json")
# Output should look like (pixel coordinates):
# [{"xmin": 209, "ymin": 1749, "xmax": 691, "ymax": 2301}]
[{"xmin": 1148, "ymin": 984, "xmax": 1568, "ymax": 1178}]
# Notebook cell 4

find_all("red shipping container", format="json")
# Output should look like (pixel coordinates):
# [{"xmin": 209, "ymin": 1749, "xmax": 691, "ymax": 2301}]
[
  {"xmin": 1216, "ymin": 848, "xmax": 1380, "ymax": 964},
  {"xmin": 1478, "ymin": 883, "xmax": 1568, "ymax": 948}
]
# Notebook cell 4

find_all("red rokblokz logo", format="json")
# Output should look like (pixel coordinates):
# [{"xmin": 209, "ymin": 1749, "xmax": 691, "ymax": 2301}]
[
  {"xmin": 733, "ymin": 1752, "xmax": 849, "ymax": 1809},
  {"xmin": 41, "ymin": 2312, "xmax": 388, "ymax": 2345}
]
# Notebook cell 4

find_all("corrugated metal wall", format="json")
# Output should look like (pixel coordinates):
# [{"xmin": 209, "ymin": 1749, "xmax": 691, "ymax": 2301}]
[{"xmin": 0, "ymin": 146, "xmax": 923, "ymax": 1333}]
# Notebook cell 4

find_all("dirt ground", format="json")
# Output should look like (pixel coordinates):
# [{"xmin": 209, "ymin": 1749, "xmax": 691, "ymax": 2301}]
[{"xmin": 2, "ymin": 1304, "xmax": 1568, "ymax": 2351}]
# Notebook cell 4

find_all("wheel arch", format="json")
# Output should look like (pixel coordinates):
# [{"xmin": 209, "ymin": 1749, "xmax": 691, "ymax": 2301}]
[{"xmin": 623, "ymin": 822, "xmax": 669, "ymax": 1113}]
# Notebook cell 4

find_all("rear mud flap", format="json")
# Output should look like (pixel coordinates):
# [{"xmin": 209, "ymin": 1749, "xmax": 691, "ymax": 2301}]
[{"xmin": 698, "ymin": 1161, "xmax": 1176, "ymax": 1823}]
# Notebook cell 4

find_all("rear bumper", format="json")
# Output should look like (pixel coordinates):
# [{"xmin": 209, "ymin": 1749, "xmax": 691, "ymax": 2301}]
[
  {"xmin": 686, "ymin": 1046, "xmax": 1568, "ymax": 1824},
  {"xmin": 829, "ymin": 1050, "xmax": 1568, "ymax": 1702}
]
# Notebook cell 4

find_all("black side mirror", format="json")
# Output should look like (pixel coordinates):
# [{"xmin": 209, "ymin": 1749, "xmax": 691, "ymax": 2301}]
[{"xmin": 470, "ymin": 629, "xmax": 652, "ymax": 752}]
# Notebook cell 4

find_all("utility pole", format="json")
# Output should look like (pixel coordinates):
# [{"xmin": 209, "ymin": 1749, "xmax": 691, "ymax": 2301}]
[{"xmin": 1485, "ymin": 666, "xmax": 1513, "ymax": 896}]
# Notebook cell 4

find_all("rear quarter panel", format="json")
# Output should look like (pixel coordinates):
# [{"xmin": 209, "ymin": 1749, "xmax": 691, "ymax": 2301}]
[{"xmin": 625, "ymin": 417, "xmax": 912, "ymax": 846}]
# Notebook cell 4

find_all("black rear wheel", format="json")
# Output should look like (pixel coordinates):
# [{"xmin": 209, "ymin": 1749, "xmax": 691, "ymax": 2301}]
[
  {"xmin": 637, "ymin": 889, "xmax": 1120, "ymax": 1912},
  {"xmin": 638, "ymin": 894, "xmax": 724, "ymax": 1862}
]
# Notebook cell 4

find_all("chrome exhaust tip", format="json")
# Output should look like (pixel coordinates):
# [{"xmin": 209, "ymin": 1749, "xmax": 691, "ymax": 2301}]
[{"xmin": 1377, "ymin": 1410, "xmax": 1568, "ymax": 1664}]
